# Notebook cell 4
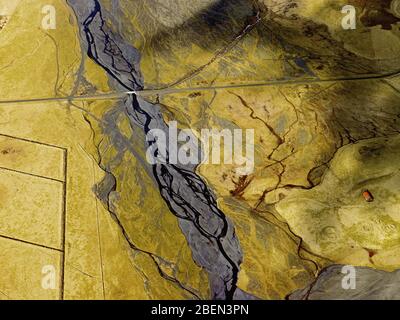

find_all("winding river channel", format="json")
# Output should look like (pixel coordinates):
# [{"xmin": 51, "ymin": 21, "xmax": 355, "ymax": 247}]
[{"xmin": 67, "ymin": 0, "xmax": 253, "ymax": 300}]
